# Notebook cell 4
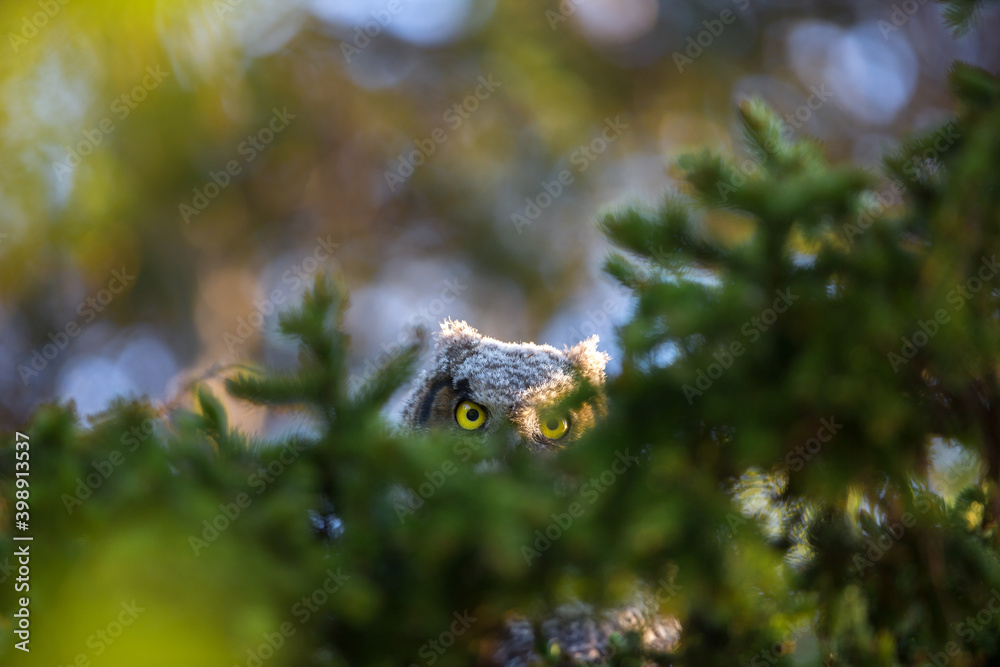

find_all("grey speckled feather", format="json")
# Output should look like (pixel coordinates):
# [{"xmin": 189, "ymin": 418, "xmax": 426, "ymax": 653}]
[{"xmin": 401, "ymin": 319, "xmax": 610, "ymax": 451}]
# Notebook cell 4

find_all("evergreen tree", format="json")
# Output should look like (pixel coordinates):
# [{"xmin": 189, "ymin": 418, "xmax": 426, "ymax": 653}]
[{"xmin": 4, "ymin": 4, "xmax": 1000, "ymax": 666}]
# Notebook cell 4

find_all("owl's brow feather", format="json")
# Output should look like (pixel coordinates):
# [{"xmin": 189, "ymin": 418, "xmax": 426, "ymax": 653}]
[{"xmin": 416, "ymin": 377, "xmax": 450, "ymax": 426}]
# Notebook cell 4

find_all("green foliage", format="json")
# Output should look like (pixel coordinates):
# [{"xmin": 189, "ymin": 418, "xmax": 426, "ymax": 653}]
[
  {"xmin": 601, "ymin": 61, "xmax": 1000, "ymax": 665},
  {"xmin": 5, "ymin": 53, "xmax": 1000, "ymax": 667},
  {"xmin": 939, "ymin": 0, "xmax": 1000, "ymax": 36}
]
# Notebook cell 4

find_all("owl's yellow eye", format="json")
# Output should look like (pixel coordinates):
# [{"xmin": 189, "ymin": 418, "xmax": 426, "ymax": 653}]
[
  {"xmin": 455, "ymin": 400, "xmax": 487, "ymax": 430},
  {"xmin": 539, "ymin": 414, "xmax": 570, "ymax": 440}
]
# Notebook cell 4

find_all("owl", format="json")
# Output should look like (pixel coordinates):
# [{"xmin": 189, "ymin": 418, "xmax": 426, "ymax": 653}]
[
  {"xmin": 401, "ymin": 319, "xmax": 610, "ymax": 452},
  {"xmin": 400, "ymin": 320, "xmax": 681, "ymax": 665}
]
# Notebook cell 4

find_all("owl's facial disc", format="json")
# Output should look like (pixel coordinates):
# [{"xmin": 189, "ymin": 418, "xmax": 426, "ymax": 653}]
[
  {"xmin": 400, "ymin": 320, "xmax": 610, "ymax": 453},
  {"xmin": 448, "ymin": 387, "xmax": 576, "ymax": 444}
]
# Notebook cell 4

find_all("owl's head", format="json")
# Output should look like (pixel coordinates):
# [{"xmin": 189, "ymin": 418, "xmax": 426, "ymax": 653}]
[{"xmin": 401, "ymin": 320, "xmax": 610, "ymax": 452}]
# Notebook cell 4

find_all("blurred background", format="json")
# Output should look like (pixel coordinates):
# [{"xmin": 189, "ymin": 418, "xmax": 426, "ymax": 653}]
[{"xmin": 1, "ymin": 0, "xmax": 997, "ymax": 431}]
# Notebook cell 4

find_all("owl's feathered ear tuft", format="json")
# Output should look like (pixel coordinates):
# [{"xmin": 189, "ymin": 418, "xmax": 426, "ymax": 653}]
[
  {"xmin": 435, "ymin": 319, "xmax": 481, "ymax": 364},
  {"xmin": 565, "ymin": 336, "xmax": 611, "ymax": 385}
]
